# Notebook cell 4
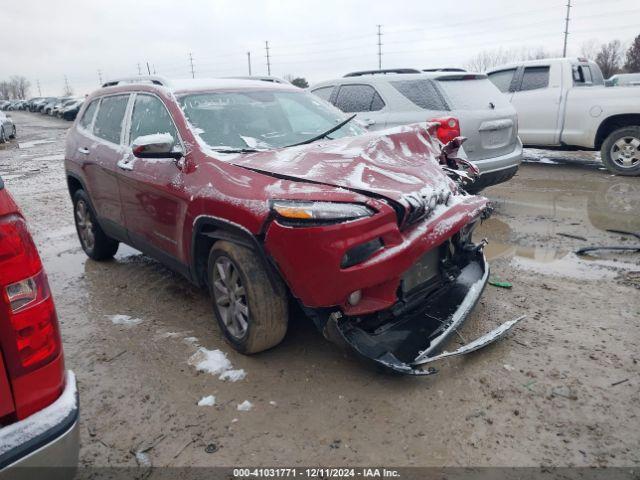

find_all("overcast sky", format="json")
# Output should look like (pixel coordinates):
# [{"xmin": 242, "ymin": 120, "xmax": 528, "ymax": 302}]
[{"xmin": 2, "ymin": 0, "xmax": 639, "ymax": 96}]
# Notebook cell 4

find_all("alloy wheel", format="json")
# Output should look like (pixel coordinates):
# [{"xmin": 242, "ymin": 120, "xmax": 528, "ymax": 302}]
[
  {"xmin": 212, "ymin": 256, "xmax": 249, "ymax": 339},
  {"xmin": 610, "ymin": 136, "xmax": 640, "ymax": 169},
  {"xmin": 75, "ymin": 199, "xmax": 95, "ymax": 251}
]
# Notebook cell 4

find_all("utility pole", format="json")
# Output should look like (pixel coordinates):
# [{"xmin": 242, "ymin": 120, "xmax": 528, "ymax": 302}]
[
  {"xmin": 98, "ymin": 69, "xmax": 103, "ymax": 84},
  {"xmin": 64, "ymin": 75, "xmax": 71, "ymax": 95},
  {"xmin": 562, "ymin": 0, "xmax": 571, "ymax": 57},
  {"xmin": 189, "ymin": 52, "xmax": 195, "ymax": 79},
  {"xmin": 247, "ymin": 51, "xmax": 252, "ymax": 75},
  {"xmin": 146, "ymin": 62, "xmax": 151, "ymax": 75},
  {"xmin": 377, "ymin": 24, "xmax": 383, "ymax": 70},
  {"xmin": 265, "ymin": 41, "xmax": 271, "ymax": 76},
  {"xmin": 137, "ymin": 63, "xmax": 142, "ymax": 75},
  {"xmin": 37, "ymin": 80, "xmax": 42, "ymax": 96}
]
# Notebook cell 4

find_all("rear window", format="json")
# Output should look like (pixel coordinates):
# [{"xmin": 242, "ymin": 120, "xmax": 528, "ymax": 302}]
[
  {"xmin": 437, "ymin": 77, "xmax": 510, "ymax": 110},
  {"xmin": 520, "ymin": 66, "xmax": 550, "ymax": 91},
  {"xmin": 79, "ymin": 99, "xmax": 99, "ymax": 130},
  {"xmin": 93, "ymin": 95, "xmax": 130, "ymax": 144},
  {"xmin": 389, "ymin": 79, "xmax": 448, "ymax": 110}
]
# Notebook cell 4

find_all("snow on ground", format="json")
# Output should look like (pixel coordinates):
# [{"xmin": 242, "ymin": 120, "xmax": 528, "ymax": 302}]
[
  {"xmin": 107, "ymin": 314, "xmax": 143, "ymax": 326},
  {"xmin": 237, "ymin": 400, "xmax": 253, "ymax": 411},
  {"xmin": 188, "ymin": 347, "xmax": 246, "ymax": 382},
  {"xmin": 197, "ymin": 395, "xmax": 216, "ymax": 407},
  {"xmin": 18, "ymin": 139, "xmax": 55, "ymax": 149}
]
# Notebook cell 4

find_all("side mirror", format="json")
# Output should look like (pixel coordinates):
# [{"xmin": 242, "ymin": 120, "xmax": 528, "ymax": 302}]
[{"xmin": 132, "ymin": 133, "xmax": 183, "ymax": 160}]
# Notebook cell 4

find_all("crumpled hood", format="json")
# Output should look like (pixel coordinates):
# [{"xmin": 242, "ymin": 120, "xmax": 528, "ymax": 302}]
[{"xmin": 229, "ymin": 124, "xmax": 456, "ymax": 207}]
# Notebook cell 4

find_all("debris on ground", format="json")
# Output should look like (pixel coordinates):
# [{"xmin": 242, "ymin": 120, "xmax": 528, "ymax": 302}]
[
  {"xmin": 237, "ymin": 400, "xmax": 253, "ymax": 411},
  {"xmin": 489, "ymin": 278, "xmax": 513, "ymax": 288},
  {"xmin": 611, "ymin": 379, "xmax": 629, "ymax": 387},
  {"xmin": 557, "ymin": 232, "xmax": 587, "ymax": 241}
]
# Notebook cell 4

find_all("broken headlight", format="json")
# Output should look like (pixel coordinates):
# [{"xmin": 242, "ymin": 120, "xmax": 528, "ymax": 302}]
[{"xmin": 271, "ymin": 200, "xmax": 374, "ymax": 225}]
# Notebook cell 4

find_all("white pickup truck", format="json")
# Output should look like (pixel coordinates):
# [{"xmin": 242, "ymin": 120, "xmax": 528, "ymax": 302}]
[{"xmin": 487, "ymin": 57, "xmax": 640, "ymax": 176}]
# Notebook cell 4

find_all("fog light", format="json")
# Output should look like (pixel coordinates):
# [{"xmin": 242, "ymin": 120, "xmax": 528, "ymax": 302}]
[{"xmin": 348, "ymin": 290, "xmax": 362, "ymax": 306}]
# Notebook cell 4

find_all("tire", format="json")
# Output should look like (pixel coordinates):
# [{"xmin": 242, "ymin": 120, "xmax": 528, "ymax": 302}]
[
  {"xmin": 601, "ymin": 126, "xmax": 640, "ymax": 176},
  {"xmin": 0, "ymin": 128, "xmax": 5, "ymax": 144},
  {"xmin": 9, "ymin": 126, "xmax": 16, "ymax": 139},
  {"xmin": 207, "ymin": 241, "xmax": 288, "ymax": 354},
  {"xmin": 72, "ymin": 190, "xmax": 119, "ymax": 260}
]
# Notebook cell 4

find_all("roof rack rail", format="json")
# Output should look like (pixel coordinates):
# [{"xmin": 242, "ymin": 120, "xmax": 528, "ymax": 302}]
[
  {"xmin": 101, "ymin": 76, "xmax": 170, "ymax": 88},
  {"xmin": 343, "ymin": 68, "xmax": 421, "ymax": 78},
  {"xmin": 422, "ymin": 68, "xmax": 467, "ymax": 72}
]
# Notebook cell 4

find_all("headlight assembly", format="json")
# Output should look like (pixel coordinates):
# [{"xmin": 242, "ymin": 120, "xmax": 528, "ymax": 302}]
[{"xmin": 271, "ymin": 200, "xmax": 374, "ymax": 224}]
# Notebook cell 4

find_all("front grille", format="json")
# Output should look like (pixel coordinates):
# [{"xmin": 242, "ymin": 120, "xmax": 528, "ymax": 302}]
[{"xmin": 401, "ymin": 189, "xmax": 451, "ymax": 227}]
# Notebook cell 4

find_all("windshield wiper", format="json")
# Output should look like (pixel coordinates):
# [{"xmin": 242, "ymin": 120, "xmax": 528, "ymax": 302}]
[
  {"xmin": 213, "ymin": 147, "xmax": 261, "ymax": 154},
  {"xmin": 285, "ymin": 114, "xmax": 357, "ymax": 148}
]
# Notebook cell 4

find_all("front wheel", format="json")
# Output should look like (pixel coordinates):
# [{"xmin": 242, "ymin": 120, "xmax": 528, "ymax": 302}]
[
  {"xmin": 208, "ymin": 241, "xmax": 288, "ymax": 354},
  {"xmin": 73, "ymin": 190, "xmax": 119, "ymax": 260},
  {"xmin": 601, "ymin": 126, "xmax": 640, "ymax": 176}
]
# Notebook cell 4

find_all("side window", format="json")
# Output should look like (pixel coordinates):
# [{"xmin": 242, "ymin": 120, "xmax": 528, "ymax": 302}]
[
  {"xmin": 129, "ymin": 94, "xmax": 179, "ymax": 146},
  {"xmin": 334, "ymin": 84, "xmax": 385, "ymax": 113},
  {"xmin": 93, "ymin": 95, "xmax": 130, "ymax": 144},
  {"xmin": 520, "ymin": 66, "xmax": 550, "ymax": 91},
  {"xmin": 390, "ymin": 79, "xmax": 448, "ymax": 110},
  {"xmin": 79, "ymin": 99, "xmax": 99, "ymax": 130},
  {"xmin": 311, "ymin": 86, "xmax": 334, "ymax": 103},
  {"xmin": 488, "ymin": 69, "xmax": 517, "ymax": 93},
  {"xmin": 573, "ymin": 64, "xmax": 602, "ymax": 86}
]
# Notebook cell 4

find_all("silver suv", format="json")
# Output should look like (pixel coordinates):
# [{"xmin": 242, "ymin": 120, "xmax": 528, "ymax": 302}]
[{"xmin": 311, "ymin": 70, "xmax": 523, "ymax": 190}]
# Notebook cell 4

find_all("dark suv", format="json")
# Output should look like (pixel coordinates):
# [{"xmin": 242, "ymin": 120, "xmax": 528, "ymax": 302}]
[{"xmin": 64, "ymin": 76, "xmax": 521, "ymax": 374}]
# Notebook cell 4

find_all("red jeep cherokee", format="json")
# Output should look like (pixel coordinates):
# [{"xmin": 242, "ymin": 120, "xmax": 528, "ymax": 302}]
[
  {"xmin": 64, "ymin": 76, "xmax": 521, "ymax": 375},
  {"xmin": 0, "ymin": 177, "xmax": 79, "ymax": 477}
]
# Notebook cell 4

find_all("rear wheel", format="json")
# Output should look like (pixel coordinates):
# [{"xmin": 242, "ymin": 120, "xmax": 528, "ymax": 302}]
[
  {"xmin": 601, "ymin": 126, "xmax": 640, "ymax": 176},
  {"xmin": 207, "ymin": 241, "xmax": 288, "ymax": 354},
  {"xmin": 73, "ymin": 190, "xmax": 119, "ymax": 260}
]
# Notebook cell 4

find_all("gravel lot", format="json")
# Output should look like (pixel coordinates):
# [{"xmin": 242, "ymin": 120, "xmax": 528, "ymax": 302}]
[{"xmin": 1, "ymin": 112, "xmax": 639, "ymax": 469}]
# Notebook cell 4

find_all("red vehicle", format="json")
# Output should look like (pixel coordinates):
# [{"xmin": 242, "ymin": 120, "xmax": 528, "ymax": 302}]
[
  {"xmin": 0, "ymin": 177, "xmax": 79, "ymax": 476},
  {"xmin": 64, "ymin": 76, "xmax": 522, "ymax": 375}
]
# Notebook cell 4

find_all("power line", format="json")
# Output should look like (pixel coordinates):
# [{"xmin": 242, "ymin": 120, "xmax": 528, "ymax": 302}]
[
  {"xmin": 189, "ymin": 52, "xmax": 195, "ymax": 78},
  {"xmin": 265, "ymin": 41, "xmax": 271, "ymax": 75},
  {"xmin": 377, "ymin": 25, "xmax": 383, "ymax": 69},
  {"xmin": 563, "ymin": 0, "xmax": 572, "ymax": 57}
]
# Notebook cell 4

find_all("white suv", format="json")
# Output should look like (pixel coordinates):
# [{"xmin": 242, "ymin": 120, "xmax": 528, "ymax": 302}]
[{"xmin": 311, "ymin": 70, "xmax": 523, "ymax": 191}]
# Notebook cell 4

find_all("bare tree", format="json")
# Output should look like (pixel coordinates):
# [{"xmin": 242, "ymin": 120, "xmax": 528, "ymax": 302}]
[
  {"xmin": 465, "ymin": 46, "xmax": 554, "ymax": 71},
  {"xmin": 624, "ymin": 34, "xmax": 640, "ymax": 73},
  {"xmin": 9, "ymin": 76, "xmax": 30, "ymax": 99},
  {"xmin": 579, "ymin": 39, "xmax": 599, "ymax": 61},
  {"xmin": 63, "ymin": 83, "xmax": 74, "ymax": 96},
  {"xmin": 595, "ymin": 40, "xmax": 624, "ymax": 78},
  {"xmin": 0, "ymin": 81, "xmax": 10, "ymax": 100}
]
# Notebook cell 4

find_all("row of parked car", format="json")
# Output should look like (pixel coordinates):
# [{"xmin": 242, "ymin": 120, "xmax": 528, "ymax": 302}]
[{"xmin": 0, "ymin": 97, "xmax": 84, "ymax": 121}]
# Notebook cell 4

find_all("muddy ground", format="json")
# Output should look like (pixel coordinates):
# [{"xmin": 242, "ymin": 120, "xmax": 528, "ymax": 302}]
[{"xmin": 1, "ymin": 111, "xmax": 639, "ymax": 469}]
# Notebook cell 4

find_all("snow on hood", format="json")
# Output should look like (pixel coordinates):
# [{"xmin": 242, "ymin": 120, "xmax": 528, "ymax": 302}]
[{"xmin": 227, "ymin": 124, "xmax": 455, "ymax": 208}]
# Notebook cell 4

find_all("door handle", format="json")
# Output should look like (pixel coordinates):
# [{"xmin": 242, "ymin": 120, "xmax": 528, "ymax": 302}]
[{"xmin": 77, "ymin": 147, "xmax": 90, "ymax": 155}]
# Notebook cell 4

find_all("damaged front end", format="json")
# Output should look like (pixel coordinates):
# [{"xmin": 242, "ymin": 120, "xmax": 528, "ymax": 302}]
[{"xmin": 321, "ymin": 223, "xmax": 524, "ymax": 376}]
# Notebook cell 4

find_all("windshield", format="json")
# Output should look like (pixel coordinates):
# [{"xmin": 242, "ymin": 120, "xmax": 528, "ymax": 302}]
[{"xmin": 178, "ymin": 89, "xmax": 364, "ymax": 151}]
